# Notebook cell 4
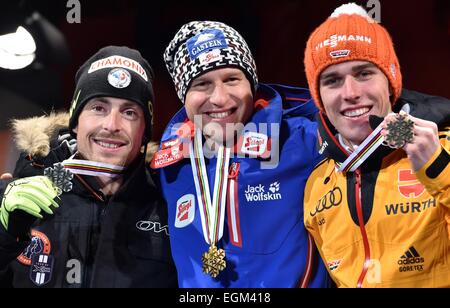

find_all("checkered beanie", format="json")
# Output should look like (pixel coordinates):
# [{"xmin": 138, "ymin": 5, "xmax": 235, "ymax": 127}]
[
  {"xmin": 69, "ymin": 46, "xmax": 155, "ymax": 141},
  {"xmin": 164, "ymin": 21, "xmax": 258, "ymax": 103}
]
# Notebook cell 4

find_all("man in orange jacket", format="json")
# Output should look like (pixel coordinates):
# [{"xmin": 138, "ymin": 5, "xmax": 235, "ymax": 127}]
[{"xmin": 303, "ymin": 3, "xmax": 450, "ymax": 287}]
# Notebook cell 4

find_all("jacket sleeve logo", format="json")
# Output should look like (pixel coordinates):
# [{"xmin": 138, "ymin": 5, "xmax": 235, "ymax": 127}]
[
  {"xmin": 175, "ymin": 194, "xmax": 196, "ymax": 228},
  {"xmin": 17, "ymin": 230, "xmax": 51, "ymax": 266}
]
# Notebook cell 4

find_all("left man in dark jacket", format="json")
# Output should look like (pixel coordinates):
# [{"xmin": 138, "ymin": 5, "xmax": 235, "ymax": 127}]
[{"xmin": 0, "ymin": 46, "xmax": 178, "ymax": 287}]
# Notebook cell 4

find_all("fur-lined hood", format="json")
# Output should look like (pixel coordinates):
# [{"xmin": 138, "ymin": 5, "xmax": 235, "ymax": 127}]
[{"xmin": 11, "ymin": 112, "xmax": 157, "ymax": 161}]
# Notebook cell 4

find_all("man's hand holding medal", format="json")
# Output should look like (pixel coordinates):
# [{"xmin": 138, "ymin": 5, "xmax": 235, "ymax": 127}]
[
  {"xmin": 381, "ymin": 111, "xmax": 440, "ymax": 172},
  {"xmin": 339, "ymin": 111, "xmax": 441, "ymax": 173}
]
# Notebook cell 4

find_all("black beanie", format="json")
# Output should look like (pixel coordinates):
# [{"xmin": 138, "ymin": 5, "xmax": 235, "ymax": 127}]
[{"xmin": 69, "ymin": 46, "xmax": 154, "ymax": 142}]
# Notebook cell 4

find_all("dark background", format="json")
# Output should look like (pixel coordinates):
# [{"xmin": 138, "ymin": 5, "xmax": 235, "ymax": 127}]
[{"xmin": 0, "ymin": 0, "xmax": 449, "ymax": 171}]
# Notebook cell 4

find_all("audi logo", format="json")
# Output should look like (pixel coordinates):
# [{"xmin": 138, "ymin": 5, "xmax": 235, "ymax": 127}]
[{"xmin": 310, "ymin": 187, "xmax": 342, "ymax": 217}]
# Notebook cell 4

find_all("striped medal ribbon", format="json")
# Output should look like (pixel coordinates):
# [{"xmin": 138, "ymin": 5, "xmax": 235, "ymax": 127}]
[
  {"xmin": 189, "ymin": 128, "xmax": 230, "ymax": 278},
  {"xmin": 338, "ymin": 123, "xmax": 384, "ymax": 173},
  {"xmin": 62, "ymin": 157, "xmax": 125, "ymax": 178}
]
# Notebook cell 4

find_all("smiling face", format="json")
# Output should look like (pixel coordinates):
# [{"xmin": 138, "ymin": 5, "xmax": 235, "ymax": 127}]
[
  {"xmin": 185, "ymin": 67, "xmax": 254, "ymax": 143},
  {"xmin": 73, "ymin": 97, "xmax": 146, "ymax": 167},
  {"xmin": 319, "ymin": 60, "xmax": 392, "ymax": 146}
]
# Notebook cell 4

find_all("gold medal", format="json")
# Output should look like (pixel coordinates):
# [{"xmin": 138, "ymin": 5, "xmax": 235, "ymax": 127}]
[{"xmin": 202, "ymin": 244, "xmax": 226, "ymax": 278}]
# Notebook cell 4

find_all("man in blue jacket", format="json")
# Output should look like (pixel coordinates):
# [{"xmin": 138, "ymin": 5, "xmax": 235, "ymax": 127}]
[{"xmin": 152, "ymin": 21, "xmax": 330, "ymax": 287}]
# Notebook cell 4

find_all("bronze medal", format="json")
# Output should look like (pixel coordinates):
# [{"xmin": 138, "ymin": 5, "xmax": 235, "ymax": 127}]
[
  {"xmin": 202, "ymin": 244, "xmax": 226, "ymax": 278},
  {"xmin": 384, "ymin": 113, "xmax": 414, "ymax": 149}
]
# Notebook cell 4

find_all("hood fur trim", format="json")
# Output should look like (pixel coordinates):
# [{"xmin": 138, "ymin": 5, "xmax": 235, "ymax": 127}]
[{"xmin": 12, "ymin": 112, "xmax": 70, "ymax": 157}]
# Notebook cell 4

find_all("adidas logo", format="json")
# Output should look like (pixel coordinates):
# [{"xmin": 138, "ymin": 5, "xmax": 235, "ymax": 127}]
[{"xmin": 398, "ymin": 246, "xmax": 424, "ymax": 273}]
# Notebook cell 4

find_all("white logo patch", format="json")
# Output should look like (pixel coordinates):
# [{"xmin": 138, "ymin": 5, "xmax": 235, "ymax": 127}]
[
  {"xmin": 108, "ymin": 68, "xmax": 131, "ymax": 88},
  {"xmin": 175, "ymin": 194, "xmax": 196, "ymax": 228},
  {"xmin": 240, "ymin": 132, "xmax": 268, "ymax": 156},
  {"xmin": 199, "ymin": 49, "xmax": 222, "ymax": 65},
  {"xmin": 330, "ymin": 50, "xmax": 351, "ymax": 58}
]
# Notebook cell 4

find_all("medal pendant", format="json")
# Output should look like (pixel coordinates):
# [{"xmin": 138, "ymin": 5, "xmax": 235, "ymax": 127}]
[
  {"xmin": 201, "ymin": 244, "xmax": 226, "ymax": 278},
  {"xmin": 44, "ymin": 163, "xmax": 73, "ymax": 196},
  {"xmin": 384, "ymin": 113, "xmax": 414, "ymax": 149}
]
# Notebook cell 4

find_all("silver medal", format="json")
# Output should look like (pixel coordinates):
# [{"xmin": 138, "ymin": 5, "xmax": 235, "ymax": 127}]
[{"xmin": 44, "ymin": 163, "xmax": 73, "ymax": 195}]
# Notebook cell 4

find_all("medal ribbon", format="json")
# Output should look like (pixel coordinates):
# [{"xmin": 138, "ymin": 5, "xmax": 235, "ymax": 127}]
[
  {"xmin": 338, "ymin": 123, "xmax": 384, "ymax": 173},
  {"xmin": 62, "ymin": 158, "xmax": 125, "ymax": 178},
  {"xmin": 189, "ymin": 128, "xmax": 230, "ymax": 246}
]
